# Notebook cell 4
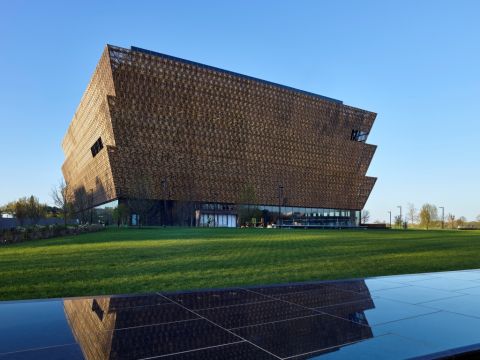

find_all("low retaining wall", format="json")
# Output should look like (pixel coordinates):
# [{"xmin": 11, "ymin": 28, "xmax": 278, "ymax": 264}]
[
  {"xmin": 0, "ymin": 224, "xmax": 105, "ymax": 246},
  {"xmin": 0, "ymin": 218, "xmax": 77, "ymax": 230}
]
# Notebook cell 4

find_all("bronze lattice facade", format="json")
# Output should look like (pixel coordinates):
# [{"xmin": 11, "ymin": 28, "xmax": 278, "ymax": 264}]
[{"xmin": 62, "ymin": 45, "xmax": 377, "ymax": 226}]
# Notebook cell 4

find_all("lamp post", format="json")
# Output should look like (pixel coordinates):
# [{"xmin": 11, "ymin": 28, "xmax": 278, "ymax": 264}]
[
  {"xmin": 278, "ymin": 184, "xmax": 284, "ymax": 227},
  {"xmin": 90, "ymin": 188, "xmax": 94, "ymax": 224},
  {"xmin": 161, "ymin": 178, "xmax": 168, "ymax": 226},
  {"xmin": 439, "ymin": 206, "xmax": 445, "ymax": 229},
  {"xmin": 213, "ymin": 192, "xmax": 219, "ymax": 227},
  {"xmin": 397, "ymin": 206, "xmax": 402, "ymax": 229},
  {"xmin": 388, "ymin": 211, "xmax": 392, "ymax": 229}
]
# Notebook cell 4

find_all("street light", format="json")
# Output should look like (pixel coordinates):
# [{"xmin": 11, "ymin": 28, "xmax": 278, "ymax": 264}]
[
  {"xmin": 161, "ymin": 178, "xmax": 168, "ymax": 226},
  {"xmin": 439, "ymin": 206, "xmax": 445, "ymax": 229},
  {"xmin": 278, "ymin": 184, "xmax": 284, "ymax": 228},
  {"xmin": 397, "ymin": 206, "xmax": 402, "ymax": 229},
  {"xmin": 388, "ymin": 211, "xmax": 392, "ymax": 229},
  {"xmin": 90, "ymin": 188, "xmax": 94, "ymax": 224},
  {"xmin": 213, "ymin": 192, "xmax": 219, "ymax": 228}
]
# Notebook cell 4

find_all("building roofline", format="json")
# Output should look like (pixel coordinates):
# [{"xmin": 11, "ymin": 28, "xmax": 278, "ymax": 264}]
[{"xmin": 129, "ymin": 46, "xmax": 343, "ymax": 105}]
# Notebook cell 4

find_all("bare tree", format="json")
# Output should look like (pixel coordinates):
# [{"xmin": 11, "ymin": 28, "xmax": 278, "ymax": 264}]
[
  {"xmin": 237, "ymin": 184, "xmax": 258, "ymax": 226},
  {"xmin": 113, "ymin": 203, "xmax": 130, "ymax": 227},
  {"xmin": 456, "ymin": 216, "xmax": 467, "ymax": 228},
  {"xmin": 51, "ymin": 179, "xmax": 73, "ymax": 227},
  {"xmin": 407, "ymin": 203, "xmax": 417, "ymax": 225},
  {"xmin": 127, "ymin": 177, "xmax": 155, "ymax": 227},
  {"xmin": 73, "ymin": 188, "xmax": 89, "ymax": 224},
  {"xmin": 419, "ymin": 203, "xmax": 438, "ymax": 230},
  {"xmin": 361, "ymin": 210, "xmax": 370, "ymax": 224},
  {"xmin": 447, "ymin": 213, "xmax": 456, "ymax": 229},
  {"xmin": 185, "ymin": 175, "xmax": 198, "ymax": 227}
]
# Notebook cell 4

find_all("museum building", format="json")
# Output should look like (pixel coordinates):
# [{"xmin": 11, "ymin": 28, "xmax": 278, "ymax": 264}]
[{"xmin": 61, "ymin": 45, "xmax": 377, "ymax": 227}]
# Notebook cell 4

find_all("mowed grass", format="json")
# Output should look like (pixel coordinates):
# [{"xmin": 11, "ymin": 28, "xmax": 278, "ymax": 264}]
[{"xmin": 1, "ymin": 227, "xmax": 480, "ymax": 300}]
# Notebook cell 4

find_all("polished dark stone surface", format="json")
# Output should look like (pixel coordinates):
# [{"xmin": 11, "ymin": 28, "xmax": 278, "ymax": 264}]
[
  {"xmin": 164, "ymin": 288, "xmax": 268, "ymax": 310},
  {"xmin": 304, "ymin": 334, "xmax": 434, "ymax": 360},
  {"xmin": 370, "ymin": 284, "xmax": 467, "ymax": 304},
  {"xmin": 274, "ymin": 285, "xmax": 374, "ymax": 309},
  {"xmin": 373, "ymin": 311, "xmax": 480, "ymax": 356},
  {"xmin": 0, "ymin": 344, "xmax": 84, "ymax": 360},
  {"xmin": 101, "ymin": 319, "xmax": 239, "ymax": 359},
  {"xmin": 233, "ymin": 314, "xmax": 373, "ymax": 358},
  {"xmin": 197, "ymin": 299, "xmax": 315, "ymax": 329},
  {"xmin": 102, "ymin": 293, "xmax": 171, "ymax": 309},
  {"xmin": 2, "ymin": 269, "xmax": 480, "ymax": 359},
  {"xmin": 159, "ymin": 342, "xmax": 278, "ymax": 359},
  {"xmin": 0, "ymin": 300, "xmax": 76, "ymax": 354},
  {"xmin": 98, "ymin": 302, "xmax": 199, "ymax": 330},
  {"xmin": 318, "ymin": 297, "xmax": 438, "ymax": 326}
]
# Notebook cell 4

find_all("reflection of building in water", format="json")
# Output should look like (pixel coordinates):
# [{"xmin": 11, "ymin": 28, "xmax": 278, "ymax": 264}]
[
  {"xmin": 331, "ymin": 280, "xmax": 376, "ymax": 326},
  {"xmin": 64, "ymin": 281, "xmax": 376, "ymax": 359},
  {"xmin": 64, "ymin": 298, "xmax": 116, "ymax": 360},
  {"xmin": 65, "ymin": 295, "xmax": 208, "ymax": 360}
]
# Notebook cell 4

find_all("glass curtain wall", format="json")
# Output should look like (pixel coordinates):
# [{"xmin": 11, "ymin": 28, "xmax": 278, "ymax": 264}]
[{"xmin": 200, "ymin": 203, "xmax": 361, "ymax": 228}]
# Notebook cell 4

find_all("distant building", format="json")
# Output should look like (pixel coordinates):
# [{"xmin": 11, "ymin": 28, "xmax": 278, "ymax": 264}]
[{"xmin": 62, "ymin": 45, "xmax": 377, "ymax": 227}]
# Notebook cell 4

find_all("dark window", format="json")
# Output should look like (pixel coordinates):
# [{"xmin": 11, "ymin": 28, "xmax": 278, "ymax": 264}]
[
  {"xmin": 351, "ymin": 130, "xmax": 369, "ymax": 142},
  {"xmin": 91, "ymin": 299, "xmax": 104, "ymax": 320},
  {"xmin": 91, "ymin": 137, "xmax": 104, "ymax": 157}
]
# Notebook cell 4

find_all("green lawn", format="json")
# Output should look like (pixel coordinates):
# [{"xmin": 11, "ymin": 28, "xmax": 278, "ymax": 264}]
[{"xmin": 1, "ymin": 227, "xmax": 480, "ymax": 301}]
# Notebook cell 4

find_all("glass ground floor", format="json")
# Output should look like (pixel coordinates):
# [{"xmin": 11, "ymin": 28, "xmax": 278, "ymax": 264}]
[
  {"xmin": 198, "ymin": 203, "xmax": 361, "ymax": 228},
  {"xmin": 89, "ymin": 199, "xmax": 361, "ymax": 228}
]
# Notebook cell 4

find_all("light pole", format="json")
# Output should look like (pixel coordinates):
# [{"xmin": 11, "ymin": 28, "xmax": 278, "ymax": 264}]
[
  {"xmin": 90, "ymin": 188, "xmax": 94, "ymax": 224},
  {"xmin": 397, "ymin": 206, "xmax": 402, "ymax": 229},
  {"xmin": 388, "ymin": 211, "xmax": 392, "ymax": 229},
  {"xmin": 439, "ymin": 206, "xmax": 445, "ymax": 229},
  {"xmin": 161, "ymin": 178, "xmax": 168, "ymax": 226},
  {"xmin": 278, "ymin": 184, "xmax": 284, "ymax": 227},
  {"xmin": 213, "ymin": 192, "xmax": 219, "ymax": 227}
]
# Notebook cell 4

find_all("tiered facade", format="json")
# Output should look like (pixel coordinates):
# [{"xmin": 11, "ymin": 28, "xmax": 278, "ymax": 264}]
[{"xmin": 62, "ymin": 45, "xmax": 377, "ymax": 226}]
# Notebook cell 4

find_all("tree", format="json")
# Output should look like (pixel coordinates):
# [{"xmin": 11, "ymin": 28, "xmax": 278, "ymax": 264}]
[
  {"xmin": 51, "ymin": 179, "xmax": 73, "ymax": 227},
  {"xmin": 407, "ymin": 203, "xmax": 417, "ymax": 225},
  {"xmin": 127, "ymin": 177, "xmax": 155, "ymax": 227},
  {"xmin": 237, "ymin": 184, "xmax": 259, "ymax": 226},
  {"xmin": 394, "ymin": 215, "xmax": 402, "ymax": 228},
  {"xmin": 113, "ymin": 203, "xmax": 130, "ymax": 227},
  {"xmin": 1, "ymin": 196, "xmax": 46, "ymax": 226},
  {"xmin": 0, "ymin": 202, "xmax": 16, "ymax": 218},
  {"xmin": 447, "ymin": 213, "xmax": 456, "ymax": 229},
  {"xmin": 73, "ymin": 188, "xmax": 89, "ymax": 224},
  {"xmin": 419, "ymin": 203, "xmax": 438, "ymax": 230},
  {"xmin": 26, "ymin": 195, "xmax": 46, "ymax": 225},
  {"xmin": 13, "ymin": 198, "xmax": 29, "ymax": 226},
  {"xmin": 456, "ymin": 216, "xmax": 467, "ymax": 228},
  {"xmin": 361, "ymin": 210, "xmax": 370, "ymax": 224}
]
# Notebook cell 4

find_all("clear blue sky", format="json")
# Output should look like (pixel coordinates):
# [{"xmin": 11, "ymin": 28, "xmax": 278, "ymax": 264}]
[{"xmin": 1, "ymin": 0, "xmax": 479, "ymax": 222}]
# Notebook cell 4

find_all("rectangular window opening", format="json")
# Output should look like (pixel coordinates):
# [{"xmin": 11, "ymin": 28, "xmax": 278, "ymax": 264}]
[
  {"xmin": 91, "ymin": 137, "xmax": 104, "ymax": 157},
  {"xmin": 351, "ymin": 129, "xmax": 369, "ymax": 142}
]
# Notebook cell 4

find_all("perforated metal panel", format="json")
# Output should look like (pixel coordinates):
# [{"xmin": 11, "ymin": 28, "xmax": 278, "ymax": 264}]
[{"xmin": 62, "ymin": 45, "xmax": 377, "ymax": 211}]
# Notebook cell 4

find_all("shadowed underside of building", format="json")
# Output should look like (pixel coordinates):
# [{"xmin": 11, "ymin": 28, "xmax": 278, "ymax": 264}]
[{"xmin": 61, "ymin": 45, "xmax": 377, "ymax": 227}]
